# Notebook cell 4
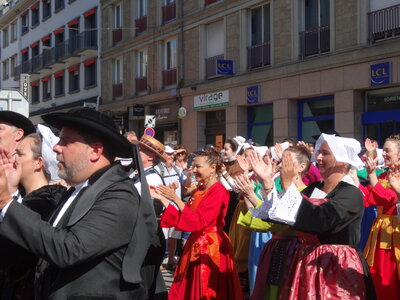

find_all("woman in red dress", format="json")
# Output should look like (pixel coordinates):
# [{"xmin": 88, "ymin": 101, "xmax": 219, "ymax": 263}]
[
  {"xmin": 151, "ymin": 148, "xmax": 243, "ymax": 300},
  {"xmin": 359, "ymin": 135, "xmax": 400, "ymax": 300}
]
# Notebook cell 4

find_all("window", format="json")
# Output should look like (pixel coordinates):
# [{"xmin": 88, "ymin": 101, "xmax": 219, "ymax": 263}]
[
  {"xmin": 138, "ymin": 0, "xmax": 147, "ymax": 18},
  {"xmin": 68, "ymin": 65, "xmax": 80, "ymax": 92},
  {"xmin": 31, "ymin": 42, "xmax": 39, "ymax": 57},
  {"xmin": 31, "ymin": 3, "xmax": 39, "ymax": 27},
  {"xmin": 113, "ymin": 4, "xmax": 123, "ymax": 45},
  {"xmin": 31, "ymin": 82, "xmax": 40, "ymax": 103},
  {"xmin": 248, "ymin": 4, "xmax": 271, "ymax": 69},
  {"xmin": 137, "ymin": 49, "xmax": 147, "ymax": 78},
  {"xmin": 42, "ymin": 77, "xmax": 52, "ymax": 100},
  {"xmin": 298, "ymin": 95, "xmax": 335, "ymax": 142},
  {"xmin": 84, "ymin": 59, "xmax": 96, "ymax": 88},
  {"xmin": 21, "ymin": 12, "xmax": 29, "ymax": 35},
  {"xmin": 10, "ymin": 21, "xmax": 17, "ymax": 42},
  {"xmin": 68, "ymin": 19, "xmax": 79, "ymax": 53},
  {"xmin": 163, "ymin": 39, "xmax": 177, "ymax": 86},
  {"xmin": 136, "ymin": 0, "xmax": 147, "ymax": 34},
  {"xmin": 162, "ymin": 0, "xmax": 176, "ymax": 24},
  {"xmin": 114, "ymin": 57, "xmax": 123, "ymax": 84},
  {"xmin": 300, "ymin": 0, "xmax": 330, "ymax": 58},
  {"xmin": 10, "ymin": 56, "xmax": 16, "ymax": 77},
  {"xmin": 54, "ymin": 28, "xmax": 65, "ymax": 60},
  {"xmin": 83, "ymin": 9, "xmax": 97, "ymax": 48},
  {"xmin": 2, "ymin": 27, "xmax": 9, "ymax": 48},
  {"xmin": 205, "ymin": 20, "xmax": 224, "ymax": 78},
  {"xmin": 42, "ymin": 0, "xmax": 51, "ymax": 20},
  {"xmin": 248, "ymin": 104, "xmax": 273, "ymax": 146},
  {"xmin": 54, "ymin": 71, "xmax": 65, "ymax": 96},
  {"xmin": 55, "ymin": 0, "xmax": 65, "ymax": 11},
  {"xmin": 2, "ymin": 60, "xmax": 9, "ymax": 80}
]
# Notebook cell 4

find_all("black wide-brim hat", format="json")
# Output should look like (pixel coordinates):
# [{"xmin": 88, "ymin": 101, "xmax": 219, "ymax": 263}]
[
  {"xmin": 0, "ymin": 111, "xmax": 35, "ymax": 136},
  {"xmin": 42, "ymin": 108, "xmax": 133, "ymax": 158}
]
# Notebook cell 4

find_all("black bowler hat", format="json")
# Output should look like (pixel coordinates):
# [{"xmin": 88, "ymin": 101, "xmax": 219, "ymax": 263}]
[
  {"xmin": 0, "ymin": 111, "xmax": 35, "ymax": 136},
  {"xmin": 42, "ymin": 108, "xmax": 133, "ymax": 158},
  {"xmin": 312, "ymin": 129, "xmax": 340, "ymax": 141}
]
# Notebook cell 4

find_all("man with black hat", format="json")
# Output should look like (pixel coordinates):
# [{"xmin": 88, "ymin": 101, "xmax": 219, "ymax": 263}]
[
  {"xmin": 0, "ymin": 111, "xmax": 35, "ymax": 152},
  {"xmin": 0, "ymin": 108, "xmax": 161, "ymax": 299}
]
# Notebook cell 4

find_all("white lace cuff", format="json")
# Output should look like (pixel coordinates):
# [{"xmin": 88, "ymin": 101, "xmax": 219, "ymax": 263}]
[
  {"xmin": 269, "ymin": 183, "xmax": 303, "ymax": 225},
  {"xmin": 250, "ymin": 186, "xmax": 276, "ymax": 220}
]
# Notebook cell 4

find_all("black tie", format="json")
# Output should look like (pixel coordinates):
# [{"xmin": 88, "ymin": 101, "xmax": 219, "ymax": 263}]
[{"xmin": 49, "ymin": 187, "xmax": 75, "ymax": 225}]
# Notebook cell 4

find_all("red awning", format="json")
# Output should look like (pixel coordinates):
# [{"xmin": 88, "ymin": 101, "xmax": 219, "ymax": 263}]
[
  {"xmin": 68, "ymin": 18, "xmax": 79, "ymax": 27},
  {"xmin": 54, "ymin": 71, "xmax": 64, "ymax": 78},
  {"xmin": 30, "ymin": 41, "xmax": 39, "ymax": 48},
  {"xmin": 31, "ymin": 81, "xmax": 39, "ymax": 86},
  {"xmin": 41, "ymin": 34, "xmax": 51, "ymax": 42},
  {"xmin": 68, "ymin": 65, "xmax": 79, "ymax": 72},
  {"xmin": 41, "ymin": 76, "xmax": 50, "ymax": 82},
  {"xmin": 53, "ymin": 27, "xmax": 64, "ymax": 35},
  {"xmin": 21, "ymin": 48, "xmax": 28, "ymax": 54},
  {"xmin": 83, "ymin": 8, "xmax": 96, "ymax": 18},
  {"xmin": 31, "ymin": 3, "xmax": 39, "ymax": 10},
  {"xmin": 84, "ymin": 58, "xmax": 96, "ymax": 66}
]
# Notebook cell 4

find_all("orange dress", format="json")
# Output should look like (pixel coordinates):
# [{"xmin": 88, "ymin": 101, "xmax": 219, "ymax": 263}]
[{"xmin": 160, "ymin": 182, "xmax": 244, "ymax": 300}]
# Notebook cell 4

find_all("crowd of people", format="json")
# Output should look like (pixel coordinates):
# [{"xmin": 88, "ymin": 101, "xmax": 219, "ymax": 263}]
[{"xmin": 0, "ymin": 108, "xmax": 398, "ymax": 300}]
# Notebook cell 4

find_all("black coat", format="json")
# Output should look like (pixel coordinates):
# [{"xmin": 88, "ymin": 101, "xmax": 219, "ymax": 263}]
[{"xmin": 0, "ymin": 163, "xmax": 162, "ymax": 300}]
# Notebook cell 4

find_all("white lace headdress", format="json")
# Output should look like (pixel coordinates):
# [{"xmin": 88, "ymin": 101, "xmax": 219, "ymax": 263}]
[{"xmin": 37, "ymin": 124, "xmax": 60, "ymax": 183}]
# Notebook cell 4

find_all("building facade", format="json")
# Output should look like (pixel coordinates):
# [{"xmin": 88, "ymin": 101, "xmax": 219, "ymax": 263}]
[
  {"xmin": 104, "ymin": 0, "xmax": 400, "ymax": 149},
  {"xmin": 0, "ymin": 0, "xmax": 100, "ymax": 124}
]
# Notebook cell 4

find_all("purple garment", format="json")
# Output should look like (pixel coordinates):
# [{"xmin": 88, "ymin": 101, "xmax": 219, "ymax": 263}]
[{"xmin": 302, "ymin": 163, "xmax": 322, "ymax": 186}]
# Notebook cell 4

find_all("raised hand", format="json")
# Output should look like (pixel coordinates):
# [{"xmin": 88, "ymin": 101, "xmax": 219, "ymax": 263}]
[
  {"xmin": 0, "ymin": 165, "xmax": 13, "ymax": 209},
  {"xmin": 149, "ymin": 185, "xmax": 170, "ymax": 208},
  {"xmin": 280, "ymin": 151, "xmax": 297, "ymax": 191},
  {"xmin": 236, "ymin": 155, "xmax": 250, "ymax": 173},
  {"xmin": 234, "ymin": 173, "xmax": 254, "ymax": 197},
  {"xmin": 247, "ymin": 151, "xmax": 272, "ymax": 182},
  {"xmin": 275, "ymin": 143, "xmax": 284, "ymax": 161},
  {"xmin": 364, "ymin": 138, "xmax": 377, "ymax": 158},
  {"xmin": 0, "ymin": 147, "xmax": 20, "ymax": 194},
  {"xmin": 365, "ymin": 156, "xmax": 376, "ymax": 174}
]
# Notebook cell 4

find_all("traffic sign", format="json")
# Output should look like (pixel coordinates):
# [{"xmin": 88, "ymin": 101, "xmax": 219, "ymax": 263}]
[
  {"xmin": 144, "ymin": 115, "xmax": 156, "ymax": 128},
  {"xmin": 144, "ymin": 127, "xmax": 155, "ymax": 137}
]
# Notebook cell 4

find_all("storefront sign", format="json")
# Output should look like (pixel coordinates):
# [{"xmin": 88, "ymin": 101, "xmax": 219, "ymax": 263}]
[
  {"xmin": 217, "ymin": 59, "xmax": 235, "ymax": 75},
  {"xmin": 132, "ymin": 105, "xmax": 144, "ymax": 116},
  {"xmin": 194, "ymin": 90, "xmax": 229, "ymax": 110},
  {"xmin": 247, "ymin": 85, "xmax": 260, "ymax": 104},
  {"xmin": 370, "ymin": 62, "xmax": 391, "ymax": 86}
]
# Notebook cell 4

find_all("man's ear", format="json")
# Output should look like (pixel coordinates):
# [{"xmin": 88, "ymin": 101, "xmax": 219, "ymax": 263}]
[
  {"xmin": 89, "ymin": 142, "xmax": 104, "ymax": 162},
  {"xmin": 15, "ymin": 129, "xmax": 24, "ymax": 142}
]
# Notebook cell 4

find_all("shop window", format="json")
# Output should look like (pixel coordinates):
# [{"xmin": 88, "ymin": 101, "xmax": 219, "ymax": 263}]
[
  {"xmin": 248, "ymin": 104, "xmax": 273, "ymax": 146},
  {"xmin": 363, "ymin": 87, "xmax": 400, "ymax": 146},
  {"xmin": 205, "ymin": 110, "xmax": 225, "ymax": 148},
  {"xmin": 42, "ymin": 0, "xmax": 52, "ymax": 20},
  {"xmin": 298, "ymin": 95, "xmax": 334, "ymax": 142},
  {"xmin": 248, "ymin": 4, "xmax": 271, "ymax": 69}
]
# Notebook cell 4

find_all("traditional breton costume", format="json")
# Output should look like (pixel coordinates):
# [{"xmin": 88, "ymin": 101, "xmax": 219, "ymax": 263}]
[{"xmin": 252, "ymin": 133, "xmax": 376, "ymax": 300}]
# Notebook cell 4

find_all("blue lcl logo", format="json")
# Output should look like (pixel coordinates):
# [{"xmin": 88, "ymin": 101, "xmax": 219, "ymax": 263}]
[
  {"xmin": 217, "ymin": 60, "xmax": 235, "ymax": 75},
  {"xmin": 370, "ymin": 62, "xmax": 391, "ymax": 86},
  {"xmin": 247, "ymin": 85, "xmax": 260, "ymax": 104}
]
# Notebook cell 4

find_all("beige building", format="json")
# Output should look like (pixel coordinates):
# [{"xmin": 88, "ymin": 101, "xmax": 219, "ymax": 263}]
[{"xmin": 100, "ymin": 0, "xmax": 400, "ymax": 151}]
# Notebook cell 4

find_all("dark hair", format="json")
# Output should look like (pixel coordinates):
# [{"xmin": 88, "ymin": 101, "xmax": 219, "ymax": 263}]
[
  {"xmin": 224, "ymin": 138, "xmax": 240, "ymax": 152},
  {"xmin": 285, "ymin": 145, "xmax": 311, "ymax": 176},
  {"xmin": 194, "ymin": 148, "xmax": 223, "ymax": 173}
]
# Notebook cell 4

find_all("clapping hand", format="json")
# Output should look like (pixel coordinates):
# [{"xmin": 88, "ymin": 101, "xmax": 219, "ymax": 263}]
[
  {"xmin": 365, "ymin": 156, "xmax": 376, "ymax": 174},
  {"xmin": 280, "ymin": 151, "xmax": 297, "ymax": 191},
  {"xmin": 247, "ymin": 151, "xmax": 272, "ymax": 182},
  {"xmin": 0, "ymin": 147, "xmax": 20, "ymax": 196},
  {"xmin": 364, "ymin": 138, "xmax": 377, "ymax": 158},
  {"xmin": 234, "ymin": 173, "xmax": 254, "ymax": 198}
]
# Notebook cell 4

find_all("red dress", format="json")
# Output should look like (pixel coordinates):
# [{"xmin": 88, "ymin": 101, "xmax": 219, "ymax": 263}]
[
  {"xmin": 360, "ymin": 172, "xmax": 400, "ymax": 300},
  {"xmin": 160, "ymin": 182, "xmax": 244, "ymax": 300}
]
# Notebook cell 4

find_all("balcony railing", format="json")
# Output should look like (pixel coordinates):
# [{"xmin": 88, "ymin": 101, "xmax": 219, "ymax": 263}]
[
  {"xmin": 247, "ymin": 42, "xmax": 270, "ymax": 70},
  {"xmin": 369, "ymin": 4, "xmax": 400, "ymax": 42},
  {"xmin": 13, "ymin": 31, "xmax": 98, "ymax": 79},
  {"xmin": 113, "ymin": 83, "xmax": 123, "ymax": 98},
  {"xmin": 135, "ymin": 76, "xmax": 147, "ymax": 93},
  {"xmin": 135, "ymin": 16, "xmax": 147, "ymax": 35},
  {"xmin": 162, "ymin": 68, "xmax": 177, "ymax": 87},
  {"xmin": 205, "ymin": 54, "xmax": 224, "ymax": 78},
  {"xmin": 113, "ymin": 28, "xmax": 122, "ymax": 45},
  {"xmin": 162, "ymin": 2, "xmax": 176, "ymax": 24},
  {"xmin": 299, "ymin": 25, "xmax": 330, "ymax": 59}
]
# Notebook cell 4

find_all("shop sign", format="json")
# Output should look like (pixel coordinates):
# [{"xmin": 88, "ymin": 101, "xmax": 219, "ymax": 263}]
[
  {"xmin": 155, "ymin": 107, "xmax": 170, "ymax": 121},
  {"xmin": 132, "ymin": 105, "xmax": 144, "ymax": 116},
  {"xmin": 247, "ymin": 85, "xmax": 260, "ymax": 104},
  {"xmin": 20, "ymin": 74, "xmax": 30, "ymax": 101},
  {"xmin": 217, "ymin": 59, "xmax": 235, "ymax": 75},
  {"xmin": 194, "ymin": 90, "xmax": 229, "ymax": 110},
  {"xmin": 370, "ymin": 62, "xmax": 391, "ymax": 86}
]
